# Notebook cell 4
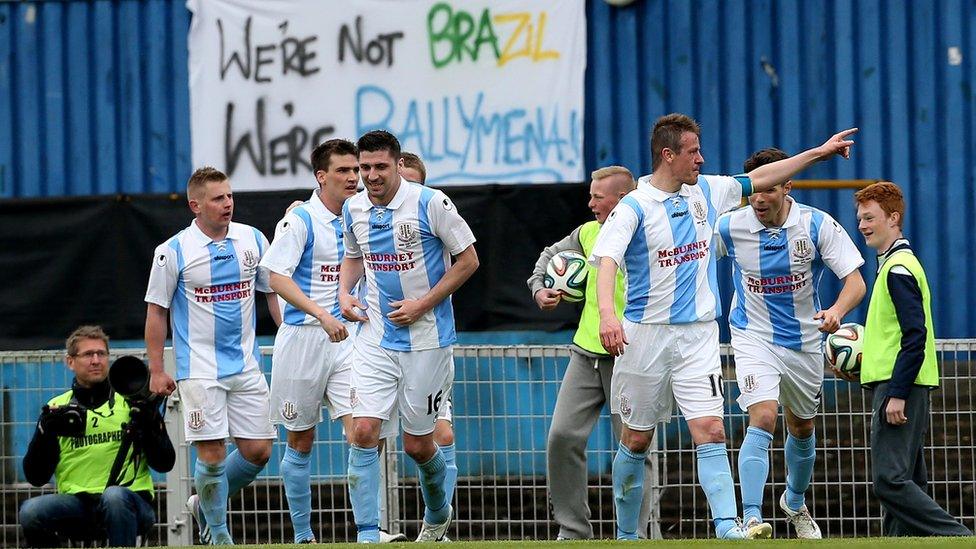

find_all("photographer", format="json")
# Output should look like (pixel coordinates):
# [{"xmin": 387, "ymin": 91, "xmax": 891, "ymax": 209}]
[{"xmin": 19, "ymin": 326, "xmax": 175, "ymax": 547}]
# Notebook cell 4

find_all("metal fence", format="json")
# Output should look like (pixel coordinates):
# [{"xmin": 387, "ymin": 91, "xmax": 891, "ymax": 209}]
[{"xmin": 1, "ymin": 342, "xmax": 974, "ymax": 546}]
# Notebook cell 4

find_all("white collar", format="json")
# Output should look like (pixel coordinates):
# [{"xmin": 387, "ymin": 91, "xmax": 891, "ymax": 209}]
[
  {"xmin": 187, "ymin": 219, "xmax": 239, "ymax": 248},
  {"xmin": 746, "ymin": 196, "xmax": 801, "ymax": 234}
]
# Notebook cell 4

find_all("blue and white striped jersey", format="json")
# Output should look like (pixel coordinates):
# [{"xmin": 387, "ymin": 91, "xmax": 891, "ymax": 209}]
[
  {"xmin": 145, "ymin": 221, "xmax": 272, "ymax": 380},
  {"xmin": 342, "ymin": 180, "xmax": 476, "ymax": 352},
  {"xmin": 260, "ymin": 191, "xmax": 346, "ymax": 326},
  {"xmin": 590, "ymin": 174, "xmax": 748, "ymax": 325},
  {"xmin": 715, "ymin": 197, "xmax": 863, "ymax": 352}
]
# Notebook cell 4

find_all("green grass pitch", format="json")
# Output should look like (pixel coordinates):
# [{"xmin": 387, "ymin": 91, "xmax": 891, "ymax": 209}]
[{"xmin": 217, "ymin": 538, "xmax": 973, "ymax": 549}]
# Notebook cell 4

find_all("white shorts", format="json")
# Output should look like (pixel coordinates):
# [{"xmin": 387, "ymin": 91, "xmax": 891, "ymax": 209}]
[
  {"xmin": 437, "ymin": 396, "xmax": 453, "ymax": 423},
  {"xmin": 610, "ymin": 320, "xmax": 725, "ymax": 430},
  {"xmin": 178, "ymin": 369, "xmax": 276, "ymax": 442},
  {"xmin": 373, "ymin": 397, "xmax": 447, "ymax": 441},
  {"xmin": 731, "ymin": 328, "xmax": 824, "ymax": 419},
  {"xmin": 351, "ymin": 338, "xmax": 454, "ymax": 436},
  {"xmin": 270, "ymin": 323, "xmax": 353, "ymax": 431}
]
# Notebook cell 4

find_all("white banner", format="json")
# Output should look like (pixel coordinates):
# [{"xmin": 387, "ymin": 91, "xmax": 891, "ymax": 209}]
[{"xmin": 187, "ymin": 0, "xmax": 586, "ymax": 190}]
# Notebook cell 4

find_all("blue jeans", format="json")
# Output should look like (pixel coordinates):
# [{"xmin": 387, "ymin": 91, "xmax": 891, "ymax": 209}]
[{"xmin": 20, "ymin": 486, "xmax": 156, "ymax": 547}]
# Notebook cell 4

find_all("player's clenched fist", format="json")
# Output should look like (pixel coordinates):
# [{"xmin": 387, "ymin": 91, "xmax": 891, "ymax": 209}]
[
  {"xmin": 318, "ymin": 312, "xmax": 349, "ymax": 342},
  {"xmin": 149, "ymin": 369, "xmax": 176, "ymax": 397},
  {"xmin": 813, "ymin": 308, "xmax": 842, "ymax": 334}
]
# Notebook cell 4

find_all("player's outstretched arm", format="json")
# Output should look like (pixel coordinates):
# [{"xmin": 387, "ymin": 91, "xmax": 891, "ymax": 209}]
[
  {"xmin": 338, "ymin": 255, "xmax": 368, "ymax": 322},
  {"xmin": 815, "ymin": 270, "xmax": 867, "ymax": 333},
  {"xmin": 596, "ymin": 256, "xmax": 627, "ymax": 356},
  {"xmin": 749, "ymin": 128, "xmax": 858, "ymax": 193},
  {"xmin": 388, "ymin": 245, "xmax": 479, "ymax": 326},
  {"xmin": 145, "ymin": 303, "xmax": 176, "ymax": 396}
]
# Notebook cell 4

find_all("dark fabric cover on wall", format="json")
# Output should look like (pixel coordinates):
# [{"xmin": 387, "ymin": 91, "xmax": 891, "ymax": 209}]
[{"xmin": 0, "ymin": 185, "xmax": 591, "ymax": 349}]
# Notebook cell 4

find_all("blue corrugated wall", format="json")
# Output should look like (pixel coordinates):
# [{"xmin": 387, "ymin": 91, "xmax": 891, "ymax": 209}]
[
  {"xmin": 1, "ymin": 0, "xmax": 974, "ymax": 335},
  {"xmin": 0, "ymin": 1, "xmax": 191, "ymax": 196}
]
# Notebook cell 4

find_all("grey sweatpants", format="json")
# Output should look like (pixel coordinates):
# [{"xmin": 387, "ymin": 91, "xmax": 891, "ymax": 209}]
[
  {"xmin": 547, "ymin": 348, "xmax": 654, "ymax": 539},
  {"xmin": 870, "ymin": 383, "xmax": 972, "ymax": 537}
]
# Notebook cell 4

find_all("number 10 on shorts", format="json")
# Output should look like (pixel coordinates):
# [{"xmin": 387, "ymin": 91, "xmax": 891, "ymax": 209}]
[{"xmin": 708, "ymin": 374, "xmax": 725, "ymax": 398}]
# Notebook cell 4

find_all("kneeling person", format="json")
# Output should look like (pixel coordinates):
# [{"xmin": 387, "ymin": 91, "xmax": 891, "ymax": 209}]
[{"xmin": 20, "ymin": 326, "xmax": 175, "ymax": 548}]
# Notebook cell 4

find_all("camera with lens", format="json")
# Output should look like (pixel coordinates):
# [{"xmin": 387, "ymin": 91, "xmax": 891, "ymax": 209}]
[
  {"xmin": 39, "ymin": 403, "xmax": 87, "ymax": 438},
  {"xmin": 109, "ymin": 355, "xmax": 157, "ymax": 405},
  {"xmin": 109, "ymin": 355, "xmax": 163, "ymax": 433}
]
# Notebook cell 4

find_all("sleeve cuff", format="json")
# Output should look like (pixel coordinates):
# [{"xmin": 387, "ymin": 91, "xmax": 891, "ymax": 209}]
[
  {"xmin": 734, "ymin": 174, "xmax": 753, "ymax": 197},
  {"xmin": 144, "ymin": 296, "xmax": 171, "ymax": 309},
  {"xmin": 529, "ymin": 280, "xmax": 545, "ymax": 295},
  {"xmin": 886, "ymin": 383, "xmax": 912, "ymax": 400}
]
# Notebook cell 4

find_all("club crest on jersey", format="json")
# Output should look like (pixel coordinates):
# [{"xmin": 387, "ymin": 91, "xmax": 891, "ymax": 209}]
[
  {"xmin": 792, "ymin": 239, "xmax": 813, "ymax": 263},
  {"xmin": 281, "ymin": 401, "xmax": 298, "ymax": 421},
  {"xmin": 395, "ymin": 222, "xmax": 419, "ymax": 247},
  {"xmin": 242, "ymin": 249, "xmax": 258, "ymax": 268},
  {"xmin": 186, "ymin": 409, "xmax": 205, "ymax": 431},
  {"xmin": 691, "ymin": 200, "xmax": 707, "ymax": 222},
  {"xmin": 619, "ymin": 394, "xmax": 632, "ymax": 418},
  {"xmin": 741, "ymin": 374, "xmax": 759, "ymax": 394}
]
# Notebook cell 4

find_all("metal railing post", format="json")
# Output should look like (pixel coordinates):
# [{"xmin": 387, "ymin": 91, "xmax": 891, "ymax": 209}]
[
  {"xmin": 648, "ymin": 428, "xmax": 662, "ymax": 539},
  {"xmin": 163, "ymin": 347, "xmax": 193, "ymax": 547}
]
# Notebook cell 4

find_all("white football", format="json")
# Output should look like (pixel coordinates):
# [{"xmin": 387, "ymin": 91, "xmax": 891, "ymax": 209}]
[
  {"xmin": 825, "ymin": 323, "xmax": 865, "ymax": 375},
  {"xmin": 544, "ymin": 251, "xmax": 588, "ymax": 303}
]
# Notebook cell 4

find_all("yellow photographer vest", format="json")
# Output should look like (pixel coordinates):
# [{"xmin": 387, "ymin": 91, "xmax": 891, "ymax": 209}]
[{"xmin": 48, "ymin": 390, "xmax": 155, "ymax": 496}]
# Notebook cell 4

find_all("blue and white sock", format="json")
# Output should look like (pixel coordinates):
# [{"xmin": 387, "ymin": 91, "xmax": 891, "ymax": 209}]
[
  {"xmin": 194, "ymin": 459, "xmax": 232, "ymax": 543},
  {"xmin": 697, "ymin": 442, "xmax": 739, "ymax": 538},
  {"xmin": 441, "ymin": 444, "xmax": 458, "ymax": 506},
  {"xmin": 738, "ymin": 426, "xmax": 773, "ymax": 524},
  {"xmin": 348, "ymin": 445, "xmax": 380, "ymax": 543},
  {"xmin": 417, "ymin": 448, "xmax": 450, "ymax": 524},
  {"xmin": 281, "ymin": 446, "xmax": 314, "ymax": 543},
  {"xmin": 225, "ymin": 448, "xmax": 263, "ymax": 497},
  {"xmin": 784, "ymin": 432, "xmax": 816, "ymax": 510},
  {"xmin": 612, "ymin": 443, "xmax": 646, "ymax": 540}
]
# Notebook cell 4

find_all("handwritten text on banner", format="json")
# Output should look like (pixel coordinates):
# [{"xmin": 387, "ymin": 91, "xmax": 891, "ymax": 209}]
[{"xmin": 187, "ymin": 0, "xmax": 586, "ymax": 190}]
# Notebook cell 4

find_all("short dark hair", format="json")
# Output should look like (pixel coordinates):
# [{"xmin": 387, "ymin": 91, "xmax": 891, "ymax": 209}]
[
  {"xmin": 400, "ymin": 152, "xmax": 426, "ymax": 184},
  {"xmin": 187, "ymin": 167, "xmax": 228, "ymax": 199},
  {"xmin": 650, "ymin": 113, "xmax": 701, "ymax": 170},
  {"xmin": 743, "ymin": 148, "xmax": 789, "ymax": 172},
  {"xmin": 357, "ymin": 130, "xmax": 401, "ymax": 160},
  {"xmin": 311, "ymin": 139, "xmax": 358, "ymax": 173}
]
